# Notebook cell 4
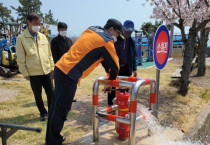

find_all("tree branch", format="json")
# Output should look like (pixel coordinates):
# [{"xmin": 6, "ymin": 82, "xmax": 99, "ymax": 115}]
[
  {"xmin": 166, "ymin": 0, "xmax": 181, "ymax": 18},
  {"xmin": 186, "ymin": 0, "xmax": 190, "ymax": 9},
  {"xmin": 196, "ymin": 19, "xmax": 210, "ymax": 33},
  {"xmin": 194, "ymin": 1, "xmax": 202, "ymax": 9},
  {"xmin": 153, "ymin": 1, "xmax": 171, "ymax": 21},
  {"xmin": 192, "ymin": 19, "xmax": 197, "ymax": 29},
  {"xmin": 204, "ymin": 0, "xmax": 209, "ymax": 7},
  {"xmin": 172, "ymin": 22, "xmax": 180, "ymax": 29},
  {"xmin": 175, "ymin": 0, "xmax": 182, "ymax": 19},
  {"xmin": 179, "ymin": 19, "xmax": 186, "ymax": 42}
]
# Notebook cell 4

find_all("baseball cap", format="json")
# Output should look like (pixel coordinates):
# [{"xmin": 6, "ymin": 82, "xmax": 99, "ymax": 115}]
[
  {"xmin": 104, "ymin": 18, "xmax": 124, "ymax": 39},
  {"xmin": 123, "ymin": 20, "xmax": 136, "ymax": 31},
  {"xmin": 105, "ymin": 18, "xmax": 122, "ymax": 32}
]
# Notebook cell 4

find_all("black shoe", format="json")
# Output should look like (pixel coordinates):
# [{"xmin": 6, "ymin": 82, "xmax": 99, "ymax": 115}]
[
  {"xmin": 45, "ymin": 136, "xmax": 65, "ymax": 144},
  {"xmin": 40, "ymin": 114, "xmax": 47, "ymax": 121}
]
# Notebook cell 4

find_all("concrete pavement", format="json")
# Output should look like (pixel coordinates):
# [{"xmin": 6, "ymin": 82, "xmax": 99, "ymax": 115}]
[{"xmin": 70, "ymin": 121, "xmax": 183, "ymax": 145}]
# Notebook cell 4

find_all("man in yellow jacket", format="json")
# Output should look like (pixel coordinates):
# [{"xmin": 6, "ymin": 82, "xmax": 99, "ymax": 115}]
[
  {"xmin": 16, "ymin": 12, "xmax": 54, "ymax": 121},
  {"xmin": 46, "ymin": 18, "xmax": 123, "ymax": 145}
]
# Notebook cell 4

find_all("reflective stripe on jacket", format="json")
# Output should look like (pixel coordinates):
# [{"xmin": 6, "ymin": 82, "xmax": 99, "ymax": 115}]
[{"xmin": 56, "ymin": 26, "xmax": 119, "ymax": 83}]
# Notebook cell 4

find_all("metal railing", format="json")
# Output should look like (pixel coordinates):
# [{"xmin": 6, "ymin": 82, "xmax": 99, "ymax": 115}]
[
  {"xmin": 0, "ymin": 123, "xmax": 41, "ymax": 145},
  {"xmin": 92, "ymin": 76, "xmax": 157, "ymax": 145}
]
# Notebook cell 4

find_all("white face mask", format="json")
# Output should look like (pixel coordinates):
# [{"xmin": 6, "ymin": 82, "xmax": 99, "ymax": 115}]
[
  {"xmin": 59, "ymin": 31, "xmax": 67, "ymax": 37},
  {"xmin": 112, "ymin": 36, "xmax": 117, "ymax": 43},
  {"xmin": 31, "ymin": 26, "xmax": 41, "ymax": 33}
]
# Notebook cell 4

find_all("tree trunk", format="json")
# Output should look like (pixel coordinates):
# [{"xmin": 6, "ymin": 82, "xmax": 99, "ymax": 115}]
[
  {"xmin": 197, "ymin": 27, "xmax": 209, "ymax": 76},
  {"xmin": 179, "ymin": 29, "xmax": 197, "ymax": 96},
  {"xmin": 169, "ymin": 25, "xmax": 174, "ymax": 58}
]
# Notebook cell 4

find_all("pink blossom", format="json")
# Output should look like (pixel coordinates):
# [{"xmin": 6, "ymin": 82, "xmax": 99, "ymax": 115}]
[{"xmin": 144, "ymin": 0, "xmax": 210, "ymax": 27}]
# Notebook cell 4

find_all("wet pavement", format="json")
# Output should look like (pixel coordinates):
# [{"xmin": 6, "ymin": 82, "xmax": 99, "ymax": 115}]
[
  {"xmin": 70, "ymin": 121, "xmax": 184, "ymax": 145},
  {"xmin": 205, "ymin": 131, "xmax": 210, "ymax": 144},
  {"xmin": 205, "ymin": 129, "xmax": 210, "ymax": 144}
]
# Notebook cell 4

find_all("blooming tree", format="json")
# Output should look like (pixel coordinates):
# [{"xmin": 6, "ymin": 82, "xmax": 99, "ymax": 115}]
[
  {"xmin": 146, "ymin": 0, "xmax": 210, "ymax": 95},
  {"xmin": 141, "ymin": 21, "xmax": 167, "ymax": 37}
]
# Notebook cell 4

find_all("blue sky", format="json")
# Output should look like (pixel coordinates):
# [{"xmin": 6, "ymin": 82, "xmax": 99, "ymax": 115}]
[
  {"xmin": 1, "ymin": 0, "xmax": 167, "ymax": 37},
  {"xmin": 1, "ymin": 0, "xmax": 210, "ymax": 46}
]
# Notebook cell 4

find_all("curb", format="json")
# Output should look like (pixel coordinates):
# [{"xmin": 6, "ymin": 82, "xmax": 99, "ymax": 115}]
[{"xmin": 184, "ymin": 104, "xmax": 210, "ymax": 142}]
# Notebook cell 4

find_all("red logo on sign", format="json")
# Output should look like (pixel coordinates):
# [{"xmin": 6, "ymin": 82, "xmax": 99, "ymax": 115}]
[{"xmin": 155, "ymin": 31, "xmax": 169, "ymax": 64}]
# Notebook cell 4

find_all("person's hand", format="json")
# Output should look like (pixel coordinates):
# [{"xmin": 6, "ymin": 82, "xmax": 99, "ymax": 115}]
[
  {"xmin": 24, "ymin": 76, "xmax": 30, "ymax": 80},
  {"xmin": 133, "ymin": 71, "xmax": 137, "ymax": 77},
  {"xmin": 103, "ymin": 85, "xmax": 112, "ymax": 94},
  {"xmin": 106, "ymin": 73, "xmax": 110, "ymax": 79}
]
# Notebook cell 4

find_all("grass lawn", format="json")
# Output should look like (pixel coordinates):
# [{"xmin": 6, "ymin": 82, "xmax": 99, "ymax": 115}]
[{"xmin": 0, "ymin": 59, "xmax": 210, "ymax": 145}]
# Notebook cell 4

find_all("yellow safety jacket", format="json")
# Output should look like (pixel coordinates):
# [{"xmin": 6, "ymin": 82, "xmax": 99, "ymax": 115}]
[{"xmin": 16, "ymin": 28, "xmax": 54, "ymax": 76}]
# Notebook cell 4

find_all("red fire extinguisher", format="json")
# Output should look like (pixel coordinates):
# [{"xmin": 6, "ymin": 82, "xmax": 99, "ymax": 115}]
[{"xmin": 116, "ymin": 91, "xmax": 130, "ymax": 140}]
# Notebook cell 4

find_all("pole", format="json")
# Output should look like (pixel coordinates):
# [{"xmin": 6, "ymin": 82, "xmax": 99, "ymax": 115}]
[
  {"xmin": 156, "ymin": 69, "xmax": 160, "ymax": 118},
  {"xmin": 93, "ymin": 106, "xmax": 99, "ymax": 142},
  {"xmin": 1, "ymin": 128, "xmax": 7, "ymax": 145},
  {"xmin": 169, "ymin": 25, "xmax": 174, "ymax": 58},
  {"xmin": 139, "ymin": 31, "xmax": 143, "ymax": 65},
  {"xmin": 135, "ymin": 31, "xmax": 143, "ymax": 65}
]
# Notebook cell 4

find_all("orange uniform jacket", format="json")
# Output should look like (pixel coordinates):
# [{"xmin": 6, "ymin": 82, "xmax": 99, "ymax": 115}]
[{"xmin": 56, "ymin": 26, "xmax": 119, "ymax": 83}]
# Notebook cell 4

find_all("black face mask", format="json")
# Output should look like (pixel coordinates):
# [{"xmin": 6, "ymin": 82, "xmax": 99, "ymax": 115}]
[
  {"xmin": 117, "ymin": 35, "xmax": 124, "ymax": 41},
  {"xmin": 123, "ymin": 31, "xmax": 132, "ymax": 39}
]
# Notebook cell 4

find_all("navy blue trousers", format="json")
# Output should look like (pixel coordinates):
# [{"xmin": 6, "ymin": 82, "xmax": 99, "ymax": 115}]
[
  {"xmin": 108, "ymin": 64, "xmax": 130, "ymax": 106},
  {"xmin": 46, "ymin": 67, "xmax": 77, "ymax": 145}
]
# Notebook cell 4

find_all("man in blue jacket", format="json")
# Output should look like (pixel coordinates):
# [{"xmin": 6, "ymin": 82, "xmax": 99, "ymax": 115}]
[{"xmin": 108, "ymin": 20, "xmax": 138, "ymax": 106}]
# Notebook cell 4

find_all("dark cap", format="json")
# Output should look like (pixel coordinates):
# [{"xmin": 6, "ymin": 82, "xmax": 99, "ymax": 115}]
[
  {"xmin": 123, "ymin": 20, "xmax": 136, "ymax": 31},
  {"xmin": 104, "ymin": 18, "xmax": 123, "ymax": 32},
  {"xmin": 104, "ymin": 19, "xmax": 124, "ymax": 39}
]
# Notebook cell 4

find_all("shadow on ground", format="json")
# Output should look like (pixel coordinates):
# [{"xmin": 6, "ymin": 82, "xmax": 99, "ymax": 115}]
[
  {"xmin": 0, "ymin": 113, "xmax": 40, "ymax": 124},
  {"xmin": 22, "ymin": 101, "xmax": 48, "ymax": 108}
]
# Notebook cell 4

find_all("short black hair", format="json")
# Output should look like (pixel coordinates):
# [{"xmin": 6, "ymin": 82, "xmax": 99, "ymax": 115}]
[
  {"xmin": 26, "ymin": 12, "xmax": 41, "ymax": 22},
  {"xmin": 57, "ymin": 22, "xmax": 68, "ymax": 29}
]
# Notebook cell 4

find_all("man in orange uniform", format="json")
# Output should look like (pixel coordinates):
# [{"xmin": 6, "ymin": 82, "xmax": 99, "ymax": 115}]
[{"xmin": 46, "ymin": 19, "xmax": 123, "ymax": 145}]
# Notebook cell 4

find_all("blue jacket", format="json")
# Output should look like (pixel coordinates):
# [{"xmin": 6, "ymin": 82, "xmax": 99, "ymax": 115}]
[{"xmin": 115, "ymin": 37, "xmax": 137, "ymax": 76}]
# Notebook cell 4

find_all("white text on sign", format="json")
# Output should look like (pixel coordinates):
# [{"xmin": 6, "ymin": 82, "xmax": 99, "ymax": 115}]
[{"xmin": 157, "ymin": 42, "xmax": 168, "ymax": 53}]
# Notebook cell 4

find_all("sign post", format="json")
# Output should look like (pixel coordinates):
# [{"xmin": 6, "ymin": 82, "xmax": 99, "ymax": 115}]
[
  {"xmin": 147, "ymin": 32, "xmax": 154, "ymax": 62},
  {"xmin": 135, "ymin": 31, "xmax": 143, "ymax": 65},
  {"xmin": 153, "ymin": 25, "xmax": 170, "ymax": 116}
]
